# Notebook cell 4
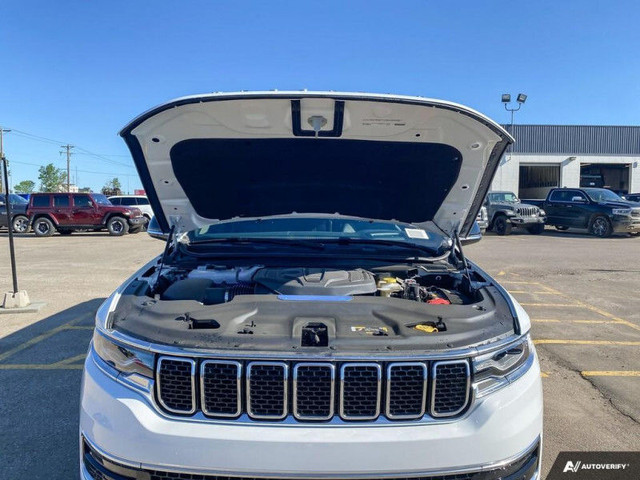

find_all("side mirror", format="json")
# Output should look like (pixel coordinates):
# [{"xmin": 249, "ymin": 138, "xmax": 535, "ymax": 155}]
[
  {"xmin": 460, "ymin": 221, "xmax": 483, "ymax": 245},
  {"xmin": 460, "ymin": 233, "xmax": 482, "ymax": 246},
  {"xmin": 146, "ymin": 216, "xmax": 169, "ymax": 241},
  {"xmin": 571, "ymin": 196, "xmax": 586, "ymax": 202}
]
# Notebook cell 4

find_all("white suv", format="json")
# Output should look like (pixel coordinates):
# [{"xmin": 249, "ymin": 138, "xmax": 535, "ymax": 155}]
[
  {"xmin": 108, "ymin": 195, "xmax": 154, "ymax": 221},
  {"xmin": 80, "ymin": 92, "xmax": 542, "ymax": 480}
]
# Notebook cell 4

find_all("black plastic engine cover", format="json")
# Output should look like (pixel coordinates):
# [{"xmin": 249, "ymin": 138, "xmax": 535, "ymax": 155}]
[{"xmin": 254, "ymin": 268, "xmax": 377, "ymax": 296}]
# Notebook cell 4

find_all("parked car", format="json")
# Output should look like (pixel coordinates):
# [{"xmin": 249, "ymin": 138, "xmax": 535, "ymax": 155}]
[
  {"xmin": 80, "ymin": 92, "xmax": 542, "ymax": 480},
  {"xmin": 476, "ymin": 205, "xmax": 489, "ymax": 233},
  {"xmin": 484, "ymin": 191, "xmax": 546, "ymax": 235},
  {"xmin": 27, "ymin": 192, "xmax": 146, "ymax": 236},
  {"xmin": 526, "ymin": 187, "xmax": 640, "ymax": 237},
  {"xmin": 108, "ymin": 195, "xmax": 154, "ymax": 221},
  {"xmin": 621, "ymin": 193, "xmax": 640, "ymax": 203},
  {"xmin": 0, "ymin": 193, "xmax": 30, "ymax": 233}
]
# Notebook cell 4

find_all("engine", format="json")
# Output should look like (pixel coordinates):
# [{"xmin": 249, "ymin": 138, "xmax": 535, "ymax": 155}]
[{"xmin": 152, "ymin": 265, "xmax": 467, "ymax": 306}]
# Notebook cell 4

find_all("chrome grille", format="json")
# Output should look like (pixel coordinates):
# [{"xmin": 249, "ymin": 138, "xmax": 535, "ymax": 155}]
[
  {"xmin": 247, "ymin": 362, "xmax": 288, "ymax": 419},
  {"xmin": 340, "ymin": 363, "xmax": 381, "ymax": 420},
  {"xmin": 200, "ymin": 360, "xmax": 241, "ymax": 417},
  {"xmin": 293, "ymin": 363, "xmax": 335, "ymax": 420},
  {"xmin": 155, "ymin": 357, "xmax": 470, "ymax": 422},
  {"xmin": 631, "ymin": 209, "xmax": 640, "ymax": 218},
  {"xmin": 156, "ymin": 357, "xmax": 196, "ymax": 414},
  {"xmin": 431, "ymin": 360, "xmax": 470, "ymax": 417},
  {"xmin": 386, "ymin": 363, "xmax": 428, "ymax": 419}
]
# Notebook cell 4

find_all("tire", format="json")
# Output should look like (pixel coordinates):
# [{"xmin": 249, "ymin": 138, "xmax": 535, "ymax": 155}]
[
  {"xmin": 589, "ymin": 216, "xmax": 612, "ymax": 238},
  {"xmin": 11, "ymin": 215, "xmax": 29, "ymax": 233},
  {"xmin": 33, "ymin": 217, "xmax": 54, "ymax": 237},
  {"xmin": 494, "ymin": 216, "xmax": 512, "ymax": 236},
  {"xmin": 527, "ymin": 224, "xmax": 545, "ymax": 235},
  {"xmin": 107, "ymin": 216, "xmax": 129, "ymax": 236},
  {"xmin": 555, "ymin": 225, "xmax": 569, "ymax": 231},
  {"xmin": 58, "ymin": 230, "xmax": 73, "ymax": 235}
]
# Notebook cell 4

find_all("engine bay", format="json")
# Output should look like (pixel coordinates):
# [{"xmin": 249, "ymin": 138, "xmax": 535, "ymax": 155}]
[
  {"xmin": 152, "ymin": 265, "xmax": 475, "ymax": 307},
  {"xmin": 106, "ymin": 259, "xmax": 517, "ymax": 354}
]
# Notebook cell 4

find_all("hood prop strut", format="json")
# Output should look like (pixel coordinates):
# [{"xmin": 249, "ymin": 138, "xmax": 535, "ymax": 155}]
[
  {"xmin": 155, "ymin": 225, "xmax": 176, "ymax": 291},
  {"xmin": 452, "ymin": 230, "xmax": 474, "ymax": 295}
]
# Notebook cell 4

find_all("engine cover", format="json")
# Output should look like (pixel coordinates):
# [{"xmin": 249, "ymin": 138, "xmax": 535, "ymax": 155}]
[{"xmin": 254, "ymin": 268, "xmax": 377, "ymax": 296}]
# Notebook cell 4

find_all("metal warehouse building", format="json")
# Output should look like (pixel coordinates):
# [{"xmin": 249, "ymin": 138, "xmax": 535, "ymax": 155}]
[{"xmin": 491, "ymin": 125, "xmax": 640, "ymax": 199}]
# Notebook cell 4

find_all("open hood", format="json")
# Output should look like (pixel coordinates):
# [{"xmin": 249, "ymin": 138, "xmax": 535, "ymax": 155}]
[{"xmin": 120, "ymin": 92, "xmax": 512, "ymax": 237}]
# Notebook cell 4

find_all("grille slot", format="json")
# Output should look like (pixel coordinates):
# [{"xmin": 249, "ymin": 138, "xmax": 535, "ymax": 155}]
[
  {"xmin": 340, "ymin": 363, "xmax": 381, "ymax": 420},
  {"xmin": 157, "ymin": 357, "xmax": 196, "ymax": 414},
  {"xmin": 431, "ymin": 360, "xmax": 470, "ymax": 417},
  {"xmin": 386, "ymin": 362, "xmax": 428, "ymax": 419},
  {"xmin": 200, "ymin": 360, "xmax": 242, "ymax": 418},
  {"xmin": 293, "ymin": 363, "xmax": 335, "ymax": 420},
  {"xmin": 246, "ymin": 362, "xmax": 288, "ymax": 419}
]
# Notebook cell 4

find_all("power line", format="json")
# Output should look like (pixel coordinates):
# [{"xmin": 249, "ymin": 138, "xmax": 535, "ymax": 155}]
[
  {"xmin": 6, "ymin": 127, "xmax": 136, "ymax": 169},
  {"xmin": 9, "ymin": 159, "xmax": 138, "ymax": 177}
]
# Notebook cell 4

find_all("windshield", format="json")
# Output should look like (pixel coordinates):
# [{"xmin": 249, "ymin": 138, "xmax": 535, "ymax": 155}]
[
  {"xmin": 9, "ymin": 194, "xmax": 28, "ymax": 205},
  {"xmin": 489, "ymin": 192, "xmax": 519, "ymax": 203},
  {"xmin": 186, "ymin": 217, "xmax": 446, "ymax": 251},
  {"xmin": 91, "ymin": 194, "xmax": 112, "ymax": 206},
  {"xmin": 583, "ymin": 188, "xmax": 624, "ymax": 203}
]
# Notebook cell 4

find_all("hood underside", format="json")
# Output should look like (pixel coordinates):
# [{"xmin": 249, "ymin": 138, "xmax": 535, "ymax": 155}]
[{"xmin": 120, "ymin": 92, "xmax": 512, "ymax": 237}]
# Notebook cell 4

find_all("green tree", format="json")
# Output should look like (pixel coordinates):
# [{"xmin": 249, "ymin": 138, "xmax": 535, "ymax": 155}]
[
  {"xmin": 14, "ymin": 180, "xmax": 36, "ymax": 193},
  {"xmin": 38, "ymin": 164, "xmax": 66, "ymax": 192},
  {"xmin": 102, "ymin": 177, "xmax": 122, "ymax": 196}
]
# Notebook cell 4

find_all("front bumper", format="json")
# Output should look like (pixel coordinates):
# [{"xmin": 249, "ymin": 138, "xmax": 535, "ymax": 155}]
[
  {"xmin": 80, "ymin": 347, "xmax": 543, "ymax": 479},
  {"xmin": 127, "ymin": 216, "xmax": 146, "ymax": 226},
  {"xmin": 508, "ymin": 216, "xmax": 545, "ymax": 226},
  {"xmin": 612, "ymin": 217, "xmax": 640, "ymax": 233}
]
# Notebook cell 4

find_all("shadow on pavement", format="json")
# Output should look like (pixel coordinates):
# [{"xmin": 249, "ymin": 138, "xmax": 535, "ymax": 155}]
[{"xmin": 0, "ymin": 298, "xmax": 103, "ymax": 479}]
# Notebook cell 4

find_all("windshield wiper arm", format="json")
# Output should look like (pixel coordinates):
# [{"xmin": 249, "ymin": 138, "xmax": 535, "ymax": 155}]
[
  {"xmin": 185, "ymin": 237, "xmax": 326, "ymax": 251},
  {"xmin": 325, "ymin": 237, "xmax": 442, "ymax": 256}
]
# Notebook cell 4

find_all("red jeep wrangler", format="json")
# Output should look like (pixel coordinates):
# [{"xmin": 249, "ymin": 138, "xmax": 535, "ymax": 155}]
[{"xmin": 27, "ymin": 193, "xmax": 146, "ymax": 237}]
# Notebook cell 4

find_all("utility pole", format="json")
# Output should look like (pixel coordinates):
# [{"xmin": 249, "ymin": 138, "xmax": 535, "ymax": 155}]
[
  {"xmin": 61, "ymin": 144, "xmax": 74, "ymax": 192},
  {"xmin": 0, "ymin": 127, "xmax": 9, "ymax": 195}
]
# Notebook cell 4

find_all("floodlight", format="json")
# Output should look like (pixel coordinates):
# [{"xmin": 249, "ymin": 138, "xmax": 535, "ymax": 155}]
[
  {"xmin": 501, "ymin": 94, "xmax": 511, "ymax": 103},
  {"xmin": 517, "ymin": 93, "xmax": 527, "ymax": 104}
]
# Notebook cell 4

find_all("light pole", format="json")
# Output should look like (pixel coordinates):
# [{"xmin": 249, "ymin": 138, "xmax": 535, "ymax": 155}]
[{"xmin": 502, "ymin": 93, "xmax": 527, "ymax": 141}]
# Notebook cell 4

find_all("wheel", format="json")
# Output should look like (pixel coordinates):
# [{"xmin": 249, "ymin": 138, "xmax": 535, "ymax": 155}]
[
  {"xmin": 33, "ymin": 217, "xmax": 54, "ymax": 237},
  {"xmin": 107, "ymin": 216, "xmax": 129, "ymax": 236},
  {"xmin": 527, "ymin": 224, "xmax": 545, "ymax": 235},
  {"xmin": 493, "ymin": 216, "xmax": 512, "ymax": 236},
  {"xmin": 589, "ymin": 216, "xmax": 612, "ymax": 238},
  {"xmin": 555, "ymin": 225, "xmax": 569, "ymax": 231},
  {"xmin": 58, "ymin": 230, "xmax": 73, "ymax": 235},
  {"xmin": 11, "ymin": 215, "xmax": 29, "ymax": 233}
]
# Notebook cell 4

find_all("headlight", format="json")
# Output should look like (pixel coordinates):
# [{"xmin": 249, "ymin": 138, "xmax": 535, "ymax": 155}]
[
  {"xmin": 504, "ymin": 210, "xmax": 516, "ymax": 216},
  {"xmin": 612, "ymin": 208, "xmax": 631, "ymax": 215},
  {"xmin": 122, "ymin": 210, "xmax": 131, "ymax": 216},
  {"xmin": 538, "ymin": 209, "xmax": 546, "ymax": 216},
  {"xmin": 93, "ymin": 331, "xmax": 154, "ymax": 380},
  {"xmin": 472, "ymin": 334, "xmax": 534, "ymax": 397}
]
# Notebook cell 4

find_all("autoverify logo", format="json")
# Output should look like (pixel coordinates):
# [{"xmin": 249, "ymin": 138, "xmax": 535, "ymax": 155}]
[
  {"xmin": 548, "ymin": 452, "xmax": 639, "ymax": 479},
  {"xmin": 563, "ymin": 460, "xmax": 630, "ymax": 473},
  {"xmin": 563, "ymin": 461, "xmax": 581, "ymax": 473}
]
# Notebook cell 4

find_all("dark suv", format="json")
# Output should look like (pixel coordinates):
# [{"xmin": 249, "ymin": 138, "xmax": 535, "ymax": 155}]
[{"xmin": 27, "ymin": 192, "xmax": 145, "ymax": 237}]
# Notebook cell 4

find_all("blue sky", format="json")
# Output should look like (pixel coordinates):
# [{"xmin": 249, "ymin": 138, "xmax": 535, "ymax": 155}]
[{"xmin": 1, "ymin": 0, "xmax": 639, "ymax": 192}]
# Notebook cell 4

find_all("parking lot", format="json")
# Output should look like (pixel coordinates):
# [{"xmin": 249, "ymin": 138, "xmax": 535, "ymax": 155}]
[{"xmin": 0, "ymin": 229, "xmax": 639, "ymax": 479}]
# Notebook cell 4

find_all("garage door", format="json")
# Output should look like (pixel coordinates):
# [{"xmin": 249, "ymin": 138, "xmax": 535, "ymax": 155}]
[
  {"xmin": 580, "ymin": 163, "xmax": 630, "ymax": 194},
  {"xmin": 519, "ymin": 165, "xmax": 560, "ymax": 199}
]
